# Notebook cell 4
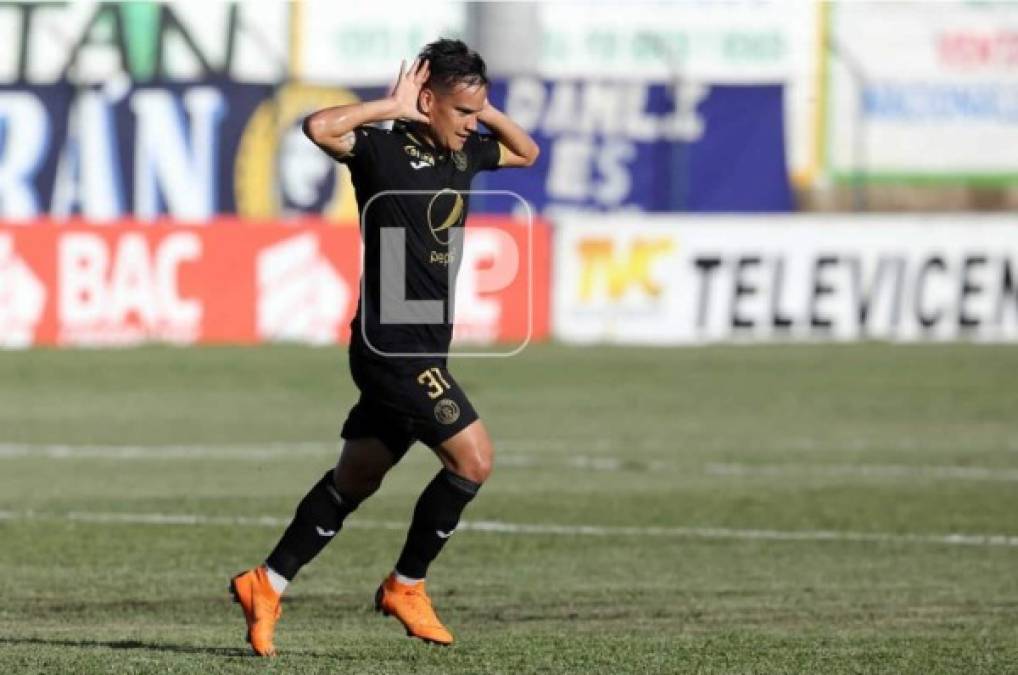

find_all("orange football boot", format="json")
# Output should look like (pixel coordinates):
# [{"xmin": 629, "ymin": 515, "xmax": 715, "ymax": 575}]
[
  {"xmin": 374, "ymin": 572, "xmax": 454, "ymax": 645},
  {"xmin": 229, "ymin": 566, "xmax": 282, "ymax": 656}
]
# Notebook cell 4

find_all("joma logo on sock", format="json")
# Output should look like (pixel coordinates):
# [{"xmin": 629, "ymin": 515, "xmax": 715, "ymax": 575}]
[{"xmin": 316, "ymin": 526, "xmax": 337, "ymax": 537}]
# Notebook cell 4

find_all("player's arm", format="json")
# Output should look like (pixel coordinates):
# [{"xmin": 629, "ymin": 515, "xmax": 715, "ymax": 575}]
[
  {"xmin": 303, "ymin": 59, "xmax": 430, "ymax": 158},
  {"xmin": 478, "ymin": 101, "xmax": 540, "ymax": 168}
]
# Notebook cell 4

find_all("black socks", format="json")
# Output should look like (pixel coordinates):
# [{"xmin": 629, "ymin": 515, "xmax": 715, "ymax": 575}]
[
  {"xmin": 265, "ymin": 470, "xmax": 360, "ymax": 580},
  {"xmin": 263, "ymin": 467, "xmax": 481, "ymax": 582},
  {"xmin": 394, "ymin": 469, "xmax": 481, "ymax": 580}
]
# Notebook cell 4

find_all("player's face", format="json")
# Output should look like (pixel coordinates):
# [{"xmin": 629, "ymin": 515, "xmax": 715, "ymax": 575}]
[{"xmin": 421, "ymin": 82, "xmax": 487, "ymax": 152}]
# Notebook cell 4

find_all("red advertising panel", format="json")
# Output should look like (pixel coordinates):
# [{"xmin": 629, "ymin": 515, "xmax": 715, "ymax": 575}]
[{"xmin": 0, "ymin": 217, "xmax": 549, "ymax": 348}]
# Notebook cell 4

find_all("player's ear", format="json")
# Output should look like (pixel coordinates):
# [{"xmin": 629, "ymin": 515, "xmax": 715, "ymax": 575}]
[{"xmin": 419, "ymin": 88, "xmax": 433, "ymax": 115}]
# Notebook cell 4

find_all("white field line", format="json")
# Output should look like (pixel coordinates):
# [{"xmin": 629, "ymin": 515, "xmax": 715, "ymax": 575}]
[
  {"xmin": 705, "ymin": 462, "xmax": 1018, "ymax": 482},
  {"xmin": 4, "ymin": 436, "xmax": 1018, "ymax": 457},
  {"xmin": 0, "ymin": 442, "xmax": 334, "ymax": 460},
  {"xmin": 0, "ymin": 443, "xmax": 656, "ymax": 470},
  {"xmin": 2, "ymin": 442, "xmax": 1015, "ymax": 482},
  {"xmin": 0, "ymin": 509, "xmax": 1015, "ymax": 549},
  {"xmin": 0, "ymin": 439, "xmax": 636, "ymax": 457}
]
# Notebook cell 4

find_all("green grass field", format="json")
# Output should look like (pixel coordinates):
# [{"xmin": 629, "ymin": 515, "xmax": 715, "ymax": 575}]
[{"xmin": 1, "ymin": 343, "xmax": 1016, "ymax": 673}]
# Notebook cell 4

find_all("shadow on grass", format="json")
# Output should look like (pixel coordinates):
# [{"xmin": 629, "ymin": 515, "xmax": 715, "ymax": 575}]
[{"xmin": 0, "ymin": 636, "xmax": 330, "ymax": 659}]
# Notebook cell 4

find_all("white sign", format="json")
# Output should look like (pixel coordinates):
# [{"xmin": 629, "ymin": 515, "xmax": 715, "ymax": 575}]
[
  {"xmin": 828, "ymin": 1, "xmax": 1018, "ymax": 177},
  {"xmin": 555, "ymin": 215, "xmax": 1018, "ymax": 345},
  {"xmin": 0, "ymin": 2, "xmax": 289, "ymax": 84},
  {"xmin": 297, "ymin": 1, "xmax": 466, "ymax": 86},
  {"xmin": 537, "ymin": 1, "xmax": 817, "ymax": 83}
]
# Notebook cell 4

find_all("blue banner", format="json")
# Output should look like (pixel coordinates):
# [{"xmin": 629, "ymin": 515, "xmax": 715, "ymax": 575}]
[
  {"xmin": 0, "ymin": 79, "xmax": 791, "ymax": 221},
  {"xmin": 475, "ymin": 79, "xmax": 792, "ymax": 214}
]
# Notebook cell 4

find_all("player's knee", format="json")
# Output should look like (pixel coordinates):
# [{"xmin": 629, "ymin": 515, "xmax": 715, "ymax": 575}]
[
  {"xmin": 334, "ymin": 448, "xmax": 390, "ymax": 498},
  {"xmin": 339, "ymin": 459, "xmax": 386, "ymax": 485},
  {"xmin": 472, "ymin": 455, "xmax": 493, "ymax": 484},
  {"xmin": 335, "ymin": 465, "xmax": 380, "ymax": 494},
  {"xmin": 437, "ymin": 422, "xmax": 495, "ymax": 483},
  {"xmin": 454, "ymin": 445, "xmax": 494, "ymax": 484}
]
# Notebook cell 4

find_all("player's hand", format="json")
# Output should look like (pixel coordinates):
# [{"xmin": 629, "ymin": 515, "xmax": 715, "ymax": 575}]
[
  {"xmin": 475, "ymin": 98, "xmax": 541, "ymax": 168},
  {"xmin": 390, "ymin": 58, "xmax": 430, "ymax": 124},
  {"xmin": 478, "ymin": 99, "xmax": 498, "ymax": 124}
]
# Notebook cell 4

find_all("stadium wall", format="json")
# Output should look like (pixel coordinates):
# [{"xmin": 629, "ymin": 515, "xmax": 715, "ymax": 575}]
[{"xmin": 3, "ymin": 215, "xmax": 1017, "ymax": 348}]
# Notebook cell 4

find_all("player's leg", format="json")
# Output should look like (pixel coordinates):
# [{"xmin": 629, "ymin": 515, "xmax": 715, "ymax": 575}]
[
  {"xmin": 231, "ymin": 394, "xmax": 413, "ymax": 656},
  {"xmin": 264, "ymin": 437, "xmax": 396, "ymax": 582},
  {"xmin": 230, "ymin": 438, "xmax": 397, "ymax": 656},
  {"xmin": 376, "ymin": 366, "xmax": 491, "ymax": 645},
  {"xmin": 393, "ymin": 418, "xmax": 492, "ymax": 580}
]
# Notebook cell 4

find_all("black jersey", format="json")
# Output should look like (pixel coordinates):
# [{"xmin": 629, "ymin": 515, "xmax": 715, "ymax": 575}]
[{"xmin": 339, "ymin": 122, "xmax": 502, "ymax": 358}]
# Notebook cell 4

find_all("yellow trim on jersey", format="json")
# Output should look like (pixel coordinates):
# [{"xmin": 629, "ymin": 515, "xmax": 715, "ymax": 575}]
[{"xmin": 497, "ymin": 141, "xmax": 508, "ymax": 167}]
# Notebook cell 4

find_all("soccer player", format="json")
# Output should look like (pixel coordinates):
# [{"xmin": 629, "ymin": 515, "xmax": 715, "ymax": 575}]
[{"xmin": 230, "ymin": 39, "xmax": 539, "ymax": 655}]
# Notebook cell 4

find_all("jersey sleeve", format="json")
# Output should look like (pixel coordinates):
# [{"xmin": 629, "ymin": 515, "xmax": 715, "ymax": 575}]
[
  {"xmin": 465, "ymin": 132, "xmax": 503, "ymax": 173},
  {"xmin": 335, "ymin": 124, "xmax": 387, "ymax": 172}
]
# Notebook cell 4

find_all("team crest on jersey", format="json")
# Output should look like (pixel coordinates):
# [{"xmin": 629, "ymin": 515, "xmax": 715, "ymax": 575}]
[
  {"xmin": 426, "ymin": 189, "xmax": 465, "ymax": 245},
  {"xmin": 434, "ymin": 398, "xmax": 461, "ymax": 425},
  {"xmin": 451, "ymin": 150, "xmax": 467, "ymax": 171},
  {"xmin": 404, "ymin": 145, "xmax": 435, "ymax": 167}
]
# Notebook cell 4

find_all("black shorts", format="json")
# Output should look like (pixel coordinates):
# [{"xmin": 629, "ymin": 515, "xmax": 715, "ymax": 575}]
[{"xmin": 340, "ymin": 351, "xmax": 479, "ymax": 461}]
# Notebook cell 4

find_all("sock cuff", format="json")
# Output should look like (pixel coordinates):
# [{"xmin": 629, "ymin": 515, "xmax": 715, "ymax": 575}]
[
  {"xmin": 262, "ymin": 564, "xmax": 290, "ymax": 593},
  {"xmin": 440, "ymin": 468, "xmax": 482, "ymax": 498}
]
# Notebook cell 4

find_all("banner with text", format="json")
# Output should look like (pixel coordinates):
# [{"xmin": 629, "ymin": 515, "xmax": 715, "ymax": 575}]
[
  {"xmin": 0, "ymin": 81, "xmax": 387, "ymax": 222},
  {"xmin": 476, "ymin": 79, "xmax": 793, "ymax": 215},
  {"xmin": 0, "ymin": 217, "xmax": 549, "ymax": 348},
  {"xmin": 0, "ymin": 1, "xmax": 817, "ymax": 189},
  {"xmin": 0, "ymin": 78, "xmax": 790, "ymax": 221},
  {"xmin": 554, "ymin": 215, "xmax": 1018, "ymax": 344},
  {"xmin": 827, "ymin": 1, "xmax": 1018, "ymax": 181}
]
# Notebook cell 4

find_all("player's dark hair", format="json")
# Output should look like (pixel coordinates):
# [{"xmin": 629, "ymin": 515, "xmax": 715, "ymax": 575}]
[{"xmin": 418, "ymin": 38, "xmax": 488, "ymax": 92}]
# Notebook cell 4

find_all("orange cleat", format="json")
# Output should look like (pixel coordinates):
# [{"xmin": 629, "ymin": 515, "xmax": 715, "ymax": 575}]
[
  {"xmin": 229, "ymin": 566, "xmax": 282, "ymax": 656},
  {"xmin": 374, "ymin": 572, "xmax": 454, "ymax": 645}
]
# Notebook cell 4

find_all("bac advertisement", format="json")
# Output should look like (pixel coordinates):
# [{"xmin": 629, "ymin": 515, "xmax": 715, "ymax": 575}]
[{"xmin": 0, "ymin": 217, "xmax": 549, "ymax": 348}]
